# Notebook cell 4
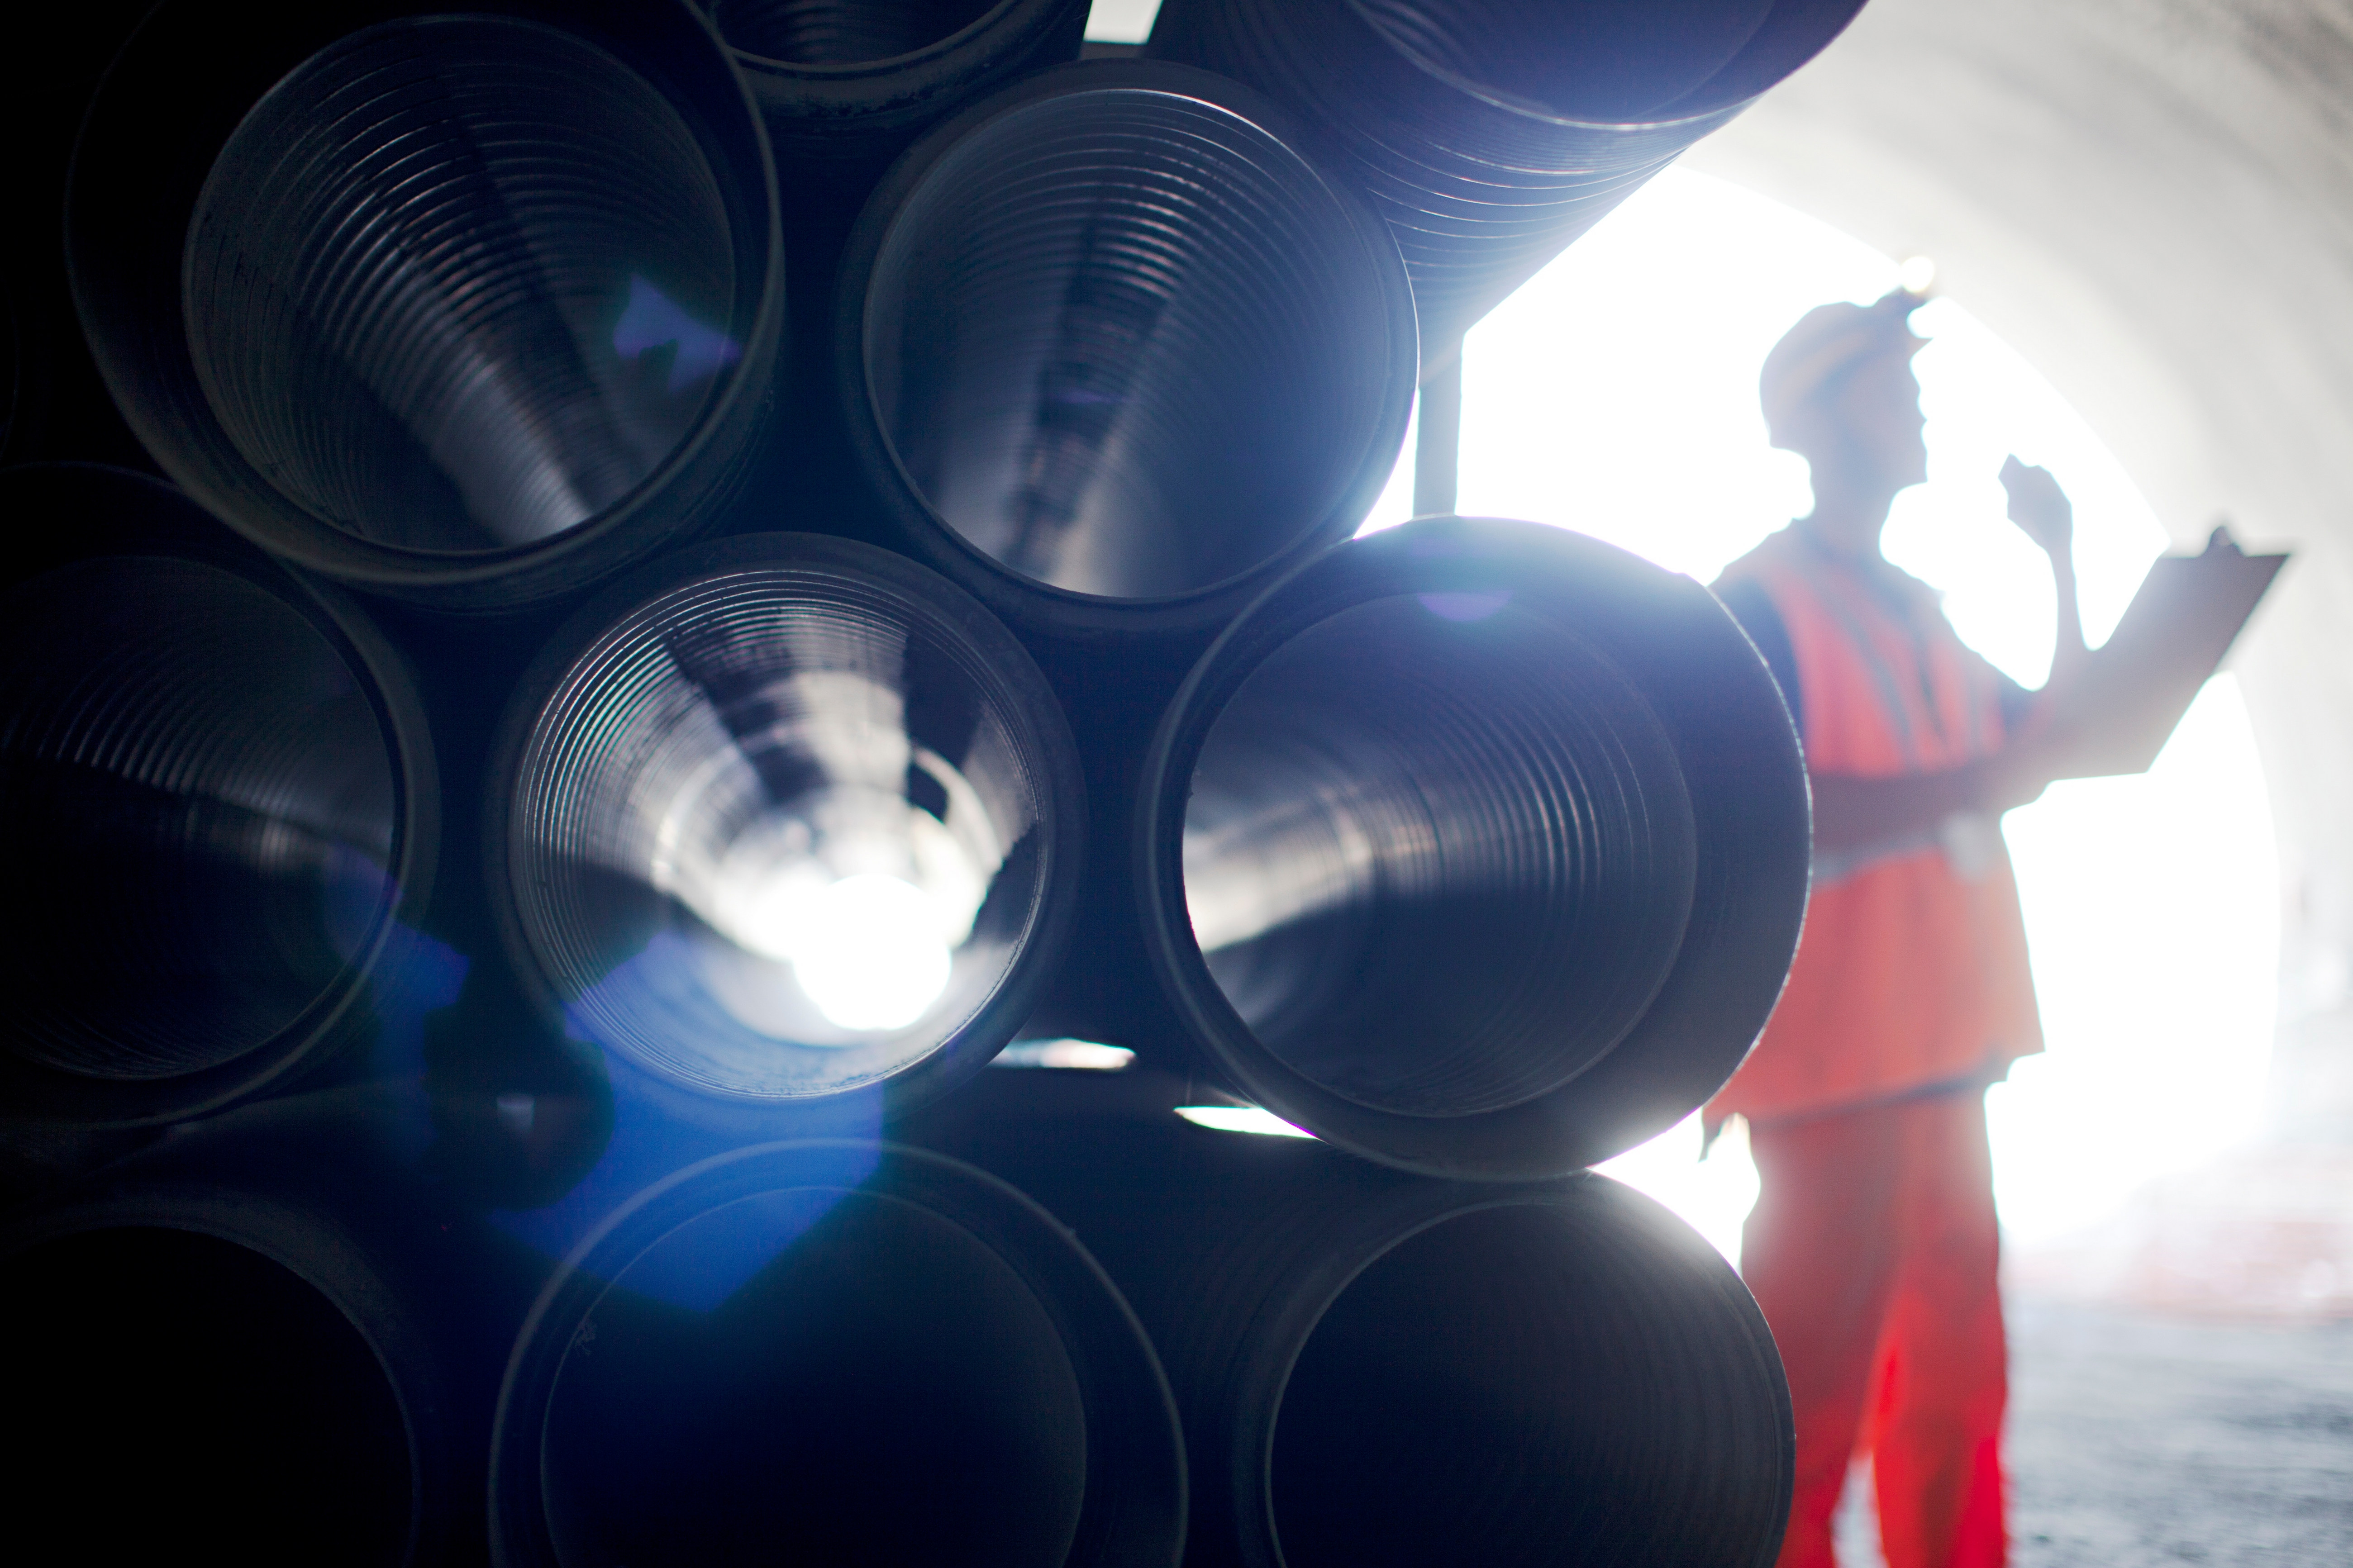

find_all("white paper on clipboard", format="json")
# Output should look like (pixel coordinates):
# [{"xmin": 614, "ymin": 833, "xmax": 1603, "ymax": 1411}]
[{"xmin": 2042, "ymin": 528, "xmax": 2286, "ymax": 779}]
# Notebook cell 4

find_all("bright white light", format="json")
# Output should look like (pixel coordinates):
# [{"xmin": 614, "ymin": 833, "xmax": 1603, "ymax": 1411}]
[
  {"xmin": 994, "ymin": 1039, "xmax": 1137, "ymax": 1070},
  {"xmin": 1359, "ymin": 388, "xmax": 1422, "ymax": 535},
  {"xmin": 1990, "ymin": 678, "xmax": 2278, "ymax": 1240},
  {"xmin": 1446, "ymin": 170, "xmax": 1885, "ymax": 576},
  {"xmin": 1596, "ymin": 1112, "xmax": 1761, "ymax": 1268},
  {"xmin": 1447, "ymin": 167, "xmax": 2278, "ymax": 1249},
  {"xmin": 680, "ymin": 748, "xmax": 998, "ymax": 1041},
  {"xmin": 1899, "ymin": 253, "xmax": 1937, "ymax": 295},
  {"xmin": 762, "ymin": 873, "xmax": 952, "ymax": 1032},
  {"xmin": 1083, "ymin": 0, "xmax": 1162, "ymax": 43},
  {"xmin": 1174, "ymin": 1105, "xmax": 1316, "ymax": 1138}
]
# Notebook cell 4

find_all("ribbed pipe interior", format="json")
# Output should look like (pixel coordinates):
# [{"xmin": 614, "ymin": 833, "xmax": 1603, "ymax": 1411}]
[
  {"xmin": 863, "ymin": 87, "xmax": 1397, "ymax": 599},
  {"xmin": 1184, "ymin": 594, "xmax": 1696, "ymax": 1116},
  {"xmin": 1272, "ymin": 1198, "xmax": 1786, "ymax": 1567},
  {"xmin": 1353, "ymin": 0, "xmax": 1776, "ymax": 120},
  {"xmin": 710, "ymin": 0, "xmax": 1002, "ymax": 63},
  {"xmin": 508, "ymin": 565, "xmax": 1057, "ymax": 1098},
  {"xmin": 538, "ymin": 1187, "xmax": 1088, "ymax": 1567},
  {"xmin": 2, "ymin": 1227, "xmax": 414, "ymax": 1564},
  {"xmin": 0, "ymin": 558, "xmax": 399, "ymax": 1081},
  {"xmin": 186, "ymin": 16, "xmax": 739, "ymax": 554}
]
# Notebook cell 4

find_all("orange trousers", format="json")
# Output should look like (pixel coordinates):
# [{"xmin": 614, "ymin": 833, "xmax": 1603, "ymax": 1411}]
[{"xmin": 1742, "ymin": 1087, "xmax": 2008, "ymax": 1568}]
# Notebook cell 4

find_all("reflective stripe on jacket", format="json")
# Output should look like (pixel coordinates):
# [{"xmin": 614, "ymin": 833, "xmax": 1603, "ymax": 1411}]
[{"xmin": 1709, "ymin": 527, "xmax": 2043, "ymax": 1124}]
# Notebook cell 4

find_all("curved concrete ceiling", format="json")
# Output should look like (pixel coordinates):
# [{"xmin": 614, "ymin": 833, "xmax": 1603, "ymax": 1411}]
[{"xmin": 1684, "ymin": 0, "xmax": 2353, "ymax": 1134}]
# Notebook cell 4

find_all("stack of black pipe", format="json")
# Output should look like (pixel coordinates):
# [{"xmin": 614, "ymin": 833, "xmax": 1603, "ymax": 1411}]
[{"xmin": 0, "ymin": 3, "xmax": 1859, "ymax": 1563}]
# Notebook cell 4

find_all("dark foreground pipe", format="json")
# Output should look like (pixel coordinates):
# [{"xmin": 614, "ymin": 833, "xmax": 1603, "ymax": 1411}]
[
  {"xmin": 0, "ymin": 4, "xmax": 158, "ymax": 473},
  {"xmin": 836, "ymin": 59, "xmax": 1416, "ymax": 639},
  {"xmin": 0, "ymin": 466, "xmax": 438, "ymax": 1127},
  {"xmin": 0, "ymin": 1088, "xmax": 550, "ymax": 1568},
  {"xmin": 67, "ymin": 0, "xmax": 784, "ymax": 611},
  {"xmin": 1137, "ymin": 516, "xmax": 1810, "ymax": 1178},
  {"xmin": 905, "ymin": 1070, "xmax": 1794, "ymax": 1568},
  {"xmin": 1148, "ymin": 0, "xmax": 1868, "ymax": 351},
  {"xmin": 489, "ymin": 534, "xmax": 1083, "ymax": 1122},
  {"xmin": 491, "ymin": 1140, "xmax": 1186, "ymax": 1567},
  {"xmin": 705, "ymin": 0, "xmax": 1091, "ymax": 162}
]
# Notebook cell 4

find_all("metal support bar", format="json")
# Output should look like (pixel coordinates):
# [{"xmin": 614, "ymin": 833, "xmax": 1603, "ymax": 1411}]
[{"xmin": 1413, "ymin": 349, "xmax": 1462, "ymax": 518}]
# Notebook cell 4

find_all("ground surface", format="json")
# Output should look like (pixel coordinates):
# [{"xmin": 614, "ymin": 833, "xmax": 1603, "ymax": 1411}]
[{"xmin": 1832, "ymin": 1297, "xmax": 2353, "ymax": 1566}]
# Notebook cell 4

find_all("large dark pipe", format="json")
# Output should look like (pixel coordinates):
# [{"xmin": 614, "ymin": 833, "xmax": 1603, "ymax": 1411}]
[
  {"xmin": 491, "ymin": 1139, "xmax": 1186, "ymax": 1567},
  {"xmin": 905, "ymin": 1069, "xmax": 1794, "ymax": 1568},
  {"xmin": 702, "ymin": 0, "xmax": 1091, "ymax": 163},
  {"xmin": 0, "ymin": 2, "xmax": 157, "ymax": 473},
  {"xmin": 488, "ymin": 533, "xmax": 1084, "ymax": 1123},
  {"xmin": 1148, "ymin": 0, "xmax": 1869, "ymax": 352},
  {"xmin": 0, "ymin": 1088, "xmax": 552, "ymax": 1568},
  {"xmin": 835, "ymin": 59, "xmax": 1416, "ymax": 640},
  {"xmin": 1135, "ymin": 516, "xmax": 1809, "ymax": 1178},
  {"xmin": 65, "ymin": 0, "xmax": 784, "ymax": 611},
  {"xmin": 693, "ymin": 4, "xmax": 1092, "ymax": 705},
  {"xmin": 0, "ymin": 466, "xmax": 438, "ymax": 1129},
  {"xmin": 0, "ymin": 285, "xmax": 18, "ymax": 457}
]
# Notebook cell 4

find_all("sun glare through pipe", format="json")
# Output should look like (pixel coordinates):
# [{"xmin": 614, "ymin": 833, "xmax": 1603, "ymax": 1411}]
[
  {"xmin": 1148, "ymin": 0, "xmax": 1870, "ymax": 349},
  {"xmin": 1141, "ymin": 516, "xmax": 1810, "ymax": 1177},
  {"xmin": 492, "ymin": 534, "xmax": 1083, "ymax": 1113},
  {"xmin": 492, "ymin": 1140, "xmax": 1185, "ymax": 1568},
  {"xmin": 66, "ymin": 0, "xmax": 783, "ymax": 609},
  {"xmin": 838, "ymin": 59, "xmax": 1415, "ymax": 633},
  {"xmin": 0, "ymin": 466, "xmax": 436, "ymax": 1128}
]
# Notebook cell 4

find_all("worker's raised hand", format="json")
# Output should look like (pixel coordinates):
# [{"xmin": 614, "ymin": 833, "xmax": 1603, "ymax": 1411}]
[{"xmin": 1999, "ymin": 456, "xmax": 2073, "ymax": 558}]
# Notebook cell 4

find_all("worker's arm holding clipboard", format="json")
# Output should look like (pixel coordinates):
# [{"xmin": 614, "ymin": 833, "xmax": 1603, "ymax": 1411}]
[{"xmin": 1817, "ymin": 467, "xmax": 2288, "ymax": 848}]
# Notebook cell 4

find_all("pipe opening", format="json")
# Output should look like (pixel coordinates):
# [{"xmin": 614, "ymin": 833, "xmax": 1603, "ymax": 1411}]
[
  {"xmin": 506, "ymin": 553, "xmax": 1067, "ymax": 1099},
  {"xmin": 0, "ymin": 557, "xmax": 399, "ymax": 1082},
  {"xmin": 1183, "ymin": 594, "xmax": 1695, "ymax": 1116},
  {"xmin": 186, "ymin": 16, "xmax": 741, "ymax": 555},
  {"xmin": 1353, "ymin": 0, "xmax": 1775, "ymax": 122},
  {"xmin": 538, "ymin": 1186, "xmax": 1088, "ymax": 1567},
  {"xmin": 1272, "ymin": 1199, "xmax": 1785, "ymax": 1568},
  {"xmin": 710, "ymin": 0, "xmax": 1005, "ymax": 63},
  {"xmin": 862, "ymin": 85, "xmax": 1401, "ymax": 600},
  {"xmin": 2, "ymin": 1226, "xmax": 414, "ymax": 1563}
]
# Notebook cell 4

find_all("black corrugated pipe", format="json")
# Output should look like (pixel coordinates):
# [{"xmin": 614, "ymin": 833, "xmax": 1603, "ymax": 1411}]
[
  {"xmin": 834, "ymin": 59, "xmax": 1417, "ymax": 643},
  {"xmin": 903, "ymin": 1069, "xmax": 1794, "ymax": 1568},
  {"xmin": 65, "ymin": 0, "xmax": 785, "ymax": 612},
  {"xmin": 0, "ymin": 2, "xmax": 159, "ymax": 473},
  {"xmin": 0, "ymin": 465, "xmax": 438, "ymax": 1129},
  {"xmin": 491, "ymin": 1139, "xmax": 1186, "ymax": 1568},
  {"xmin": 0, "ymin": 1087, "xmax": 553, "ymax": 1568},
  {"xmin": 701, "ymin": 0, "xmax": 1092, "ymax": 164},
  {"xmin": 1134, "ymin": 516, "xmax": 1810, "ymax": 1178},
  {"xmin": 0, "ymin": 286, "xmax": 18, "ymax": 457},
  {"xmin": 487, "ymin": 534, "xmax": 1084, "ymax": 1127},
  {"xmin": 693, "ymin": 5, "xmax": 1093, "ymax": 698},
  {"xmin": 0, "ymin": 278, "xmax": 21, "ymax": 461},
  {"xmin": 1147, "ymin": 0, "xmax": 1869, "ymax": 353}
]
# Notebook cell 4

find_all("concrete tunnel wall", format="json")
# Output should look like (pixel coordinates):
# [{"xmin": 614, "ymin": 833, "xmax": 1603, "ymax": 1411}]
[{"xmin": 1681, "ymin": 0, "xmax": 2353, "ymax": 1145}]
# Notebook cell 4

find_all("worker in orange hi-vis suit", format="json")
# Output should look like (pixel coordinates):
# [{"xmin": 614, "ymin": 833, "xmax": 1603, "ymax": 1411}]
[{"xmin": 1708, "ymin": 287, "xmax": 2086, "ymax": 1568}]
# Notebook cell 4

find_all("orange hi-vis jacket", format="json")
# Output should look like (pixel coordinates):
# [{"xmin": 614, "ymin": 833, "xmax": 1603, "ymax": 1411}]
[{"xmin": 1710, "ymin": 527, "xmax": 2043, "ymax": 1125}]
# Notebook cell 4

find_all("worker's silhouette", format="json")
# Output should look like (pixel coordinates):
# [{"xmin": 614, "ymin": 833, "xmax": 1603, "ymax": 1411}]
[{"xmin": 1710, "ymin": 289, "xmax": 2082, "ymax": 1568}]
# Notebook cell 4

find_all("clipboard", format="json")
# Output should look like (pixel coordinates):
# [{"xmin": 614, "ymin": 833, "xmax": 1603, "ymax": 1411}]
[{"xmin": 2046, "ymin": 527, "xmax": 2286, "ymax": 779}]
